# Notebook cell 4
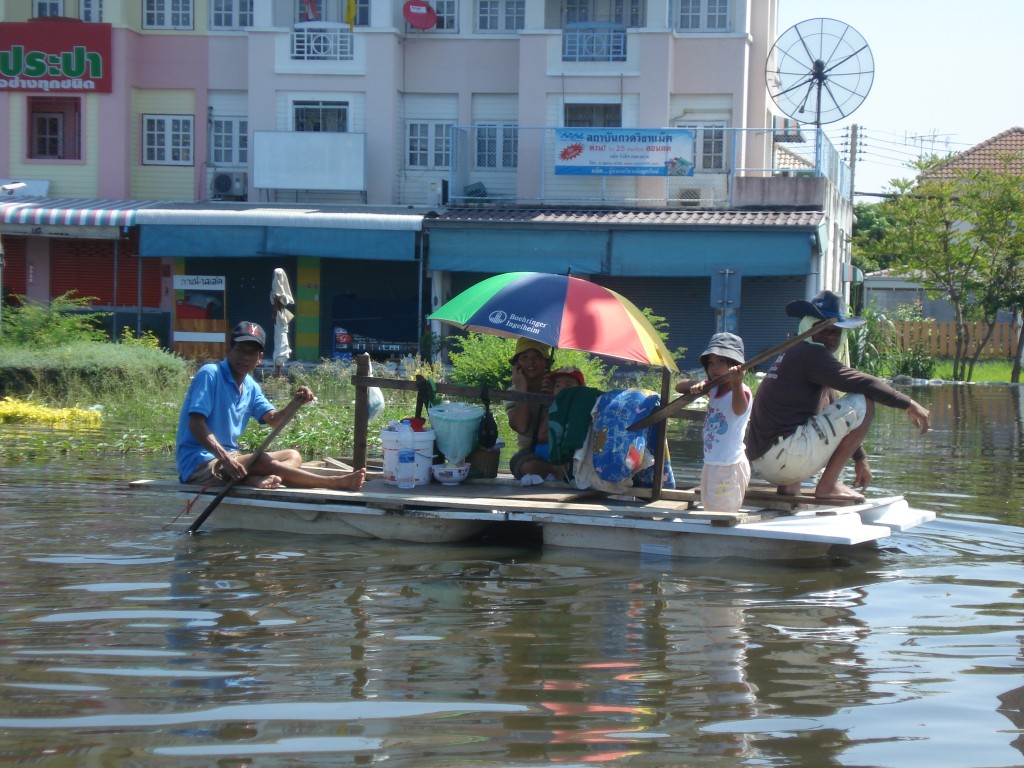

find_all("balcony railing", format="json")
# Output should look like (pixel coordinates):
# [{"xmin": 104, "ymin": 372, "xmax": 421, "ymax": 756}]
[
  {"xmin": 291, "ymin": 22, "xmax": 353, "ymax": 61},
  {"xmin": 562, "ymin": 22, "xmax": 626, "ymax": 62}
]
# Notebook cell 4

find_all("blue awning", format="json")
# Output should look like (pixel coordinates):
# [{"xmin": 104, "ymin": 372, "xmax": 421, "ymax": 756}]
[
  {"xmin": 428, "ymin": 229, "xmax": 607, "ymax": 273},
  {"xmin": 426, "ymin": 208, "xmax": 823, "ymax": 276},
  {"xmin": 0, "ymin": 199, "xmax": 425, "ymax": 261},
  {"xmin": 429, "ymin": 227, "xmax": 815, "ymax": 276},
  {"xmin": 608, "ymin": 230, "xmax": 814, "ymax": 276},
  {"xmin": 136, "ymin": 207, "xmax": 424, "ymax": 260}
]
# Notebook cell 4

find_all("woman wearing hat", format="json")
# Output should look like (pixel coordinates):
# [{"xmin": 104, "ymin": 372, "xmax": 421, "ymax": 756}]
[
  {"xmin": 746, "ymin": 290, "xmax": 931, "ymax": 502},
  {"xmin": 505, "ymin": 337, "xmax": 560, "ymax": 479}
]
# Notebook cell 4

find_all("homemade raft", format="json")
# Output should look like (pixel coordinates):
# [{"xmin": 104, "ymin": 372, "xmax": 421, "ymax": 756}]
[{"xmin": 132, "ymin": 354, "xmax": 935, "ymax": 561}]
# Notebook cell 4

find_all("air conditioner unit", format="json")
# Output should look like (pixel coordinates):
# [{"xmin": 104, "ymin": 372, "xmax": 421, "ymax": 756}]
[
  {"xmin": 211, "ymin": 170, "xmax": 247, "ymax": 199},
  {"xmin": 672, "ymin": 188, "xmax": 710, "ymax": 207}
]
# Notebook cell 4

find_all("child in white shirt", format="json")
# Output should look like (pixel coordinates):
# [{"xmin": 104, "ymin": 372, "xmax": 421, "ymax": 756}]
[{"xmin": 675, "ymin": 333, "xmax": 752, "ymax": 512}]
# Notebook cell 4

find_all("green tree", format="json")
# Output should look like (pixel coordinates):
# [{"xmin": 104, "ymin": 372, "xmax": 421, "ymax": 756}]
[
  {"xmin": 954, "ymin": 160, "xmax": 1024, "ymax": 381},
  {"xmin": 851, "ymin": 201, "xmax": 901, "ymax": 273},
  {"xmin": 446, "ymin": 332, "xmax": 611, "ymax": 392},
  {"xmin": 857, "ymin": 157, "xmax": 1024, "ymax": 381}
]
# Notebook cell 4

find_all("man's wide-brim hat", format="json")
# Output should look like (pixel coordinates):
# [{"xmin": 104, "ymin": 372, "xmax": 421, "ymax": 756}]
[
  {"xmin": 700, "ymin": 332, "xmax": 745, "ymax": 368},
  {"xmin": 785, "ymin": 290, "xmax": 865, "ymax": 329}
]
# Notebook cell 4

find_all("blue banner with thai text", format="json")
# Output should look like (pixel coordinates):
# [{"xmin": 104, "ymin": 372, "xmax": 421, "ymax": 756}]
[{"xmin": 554, "ymin": 128, "xmax": 695, "ymax": 176}]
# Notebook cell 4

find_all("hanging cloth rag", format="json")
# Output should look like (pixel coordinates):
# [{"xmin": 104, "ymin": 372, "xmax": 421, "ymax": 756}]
[{"xmin": 270, "ymin": 268, "xmax": 295, "ymax": 368}]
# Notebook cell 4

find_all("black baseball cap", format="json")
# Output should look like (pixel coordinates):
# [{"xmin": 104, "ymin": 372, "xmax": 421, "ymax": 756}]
[{"xmin": 231, "ymin": 321, "xmax": 266, "ymax": 349}]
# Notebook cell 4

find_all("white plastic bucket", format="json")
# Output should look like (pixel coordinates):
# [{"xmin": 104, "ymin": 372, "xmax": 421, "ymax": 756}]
[{"xmin": 381, "ymin": 428, "xmax": 435, "ymax": 486}]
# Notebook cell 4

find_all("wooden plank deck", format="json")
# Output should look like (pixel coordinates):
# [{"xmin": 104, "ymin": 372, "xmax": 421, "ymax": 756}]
[{"xmin": 138, "ymin": 475, "xmax": 830, "ymax": 528}]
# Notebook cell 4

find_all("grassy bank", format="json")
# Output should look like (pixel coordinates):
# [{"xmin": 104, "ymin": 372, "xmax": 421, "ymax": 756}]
[
  {"xmin": 0, "ymin": 351, "xmax": 444, "ymax": 462},
  {"xmin": 4, "ymin": 338, "xmax": 1019, "ymax": 465},
  {"xmin": 929, "ymin": 359, "xmax": 1018, "ymax": 382}
]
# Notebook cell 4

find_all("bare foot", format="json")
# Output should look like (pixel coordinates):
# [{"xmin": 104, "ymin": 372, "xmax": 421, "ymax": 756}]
[
  {"xmin": 814, "ymin": 482, "xmax": 865, "ymax": 503},
  {"xmin": 777, "ymin": 482, "xmax": 802, "ymax": 497},
  {"xmin": 246, "ymin": 474, "xmax": 283, "ymax": 489},
  {"xmin": 326, "ymin": 469, "xmax": 365, "ymax": 491}
]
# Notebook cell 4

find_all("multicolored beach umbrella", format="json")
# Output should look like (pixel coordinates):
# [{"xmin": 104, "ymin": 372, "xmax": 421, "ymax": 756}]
[{"xmin": 428, "ymin": 271, "xmax": 678, "ymax": 370}]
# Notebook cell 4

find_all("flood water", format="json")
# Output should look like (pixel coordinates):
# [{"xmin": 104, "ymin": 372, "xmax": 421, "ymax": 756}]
[{"xmin": 1, "ymin": 384, "xmax": 1023, "ymax": 767}]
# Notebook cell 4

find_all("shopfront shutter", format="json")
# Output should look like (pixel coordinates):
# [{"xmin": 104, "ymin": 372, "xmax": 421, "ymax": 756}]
[
  {"xmin": 598, "ymin": 275, "xmax": 715, "ymax": 372},
  {"xmin": 1, "ymin": 237, "xmax": 27, "ymax": 296},
  {"xmin": 50, "ymin": 238, "xmax": 161, "ymax": 307}
]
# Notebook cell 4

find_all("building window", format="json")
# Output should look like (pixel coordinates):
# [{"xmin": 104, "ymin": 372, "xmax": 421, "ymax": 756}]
[
  {"xmin": 563, "ymin": 0, "xmax": 642, "ymax": 26},
  {"xmin": 434, "ymin": 0, "xmax": 458, "ymax": 30},
  {"xmin": 679, "ymin": 0, "xmax": 729, "ymax": 31},
  {"xmin": 33, "ymin": 113, "xmax": 64, "ymax": 159},
  {"xmin": 354, "ymin": 0, "xmax": 370, "ymax": 25},
  {"xmin": 475, "ymin": 125, "xmax": 518, "ymax": 169},
  {"xmin": 294, "ymin": 101, "xmax": 348, "ymax": 132},
  {"xmin": 34, "ymin": 0, "xmax": 63, "ymax": 16},
  {"xmin": 28, "ymin": 98, "xmax": 81, "ymax": 160},
  {"xmin": 564, "ymin": 0, "xmax": 588, "ymax": 23},
  {"xmin": 144, "ymin": 0, "xmax": 194, "ymax": 30},
  {"xmin": 81, "ymin": 0, "xmax": 103, "ymax": 21},
  {"xmin": 564, "ymin": 103, "xmax": 622, "ymax": 127},
  {"xmin": 477, "ymin": 0, "xmax": 524, "ymax": 32},
  {"xmin": 297, "ymin": 0, "xmax": 320, "ymax": 22},
  {"xmin": 502, "ymin": 125, "xmax": 519, "ymax": 168},
  {"xmin": 212, "ymin": 0, "xmax": 252, "ymax": 29},
  {"xmin": 678, "ymin": 122, "xmax": 728, "ymax": 171},
  {"xmin": 296, "ymin": 0, "xmax": 368, "ymax": 24},
  {"xmin": 407, "ymin": 122, "xmax": 452, "ymax": 169},
  {"xmin": 615, "ymin": 0, "xmax": 643, "ymax": 27},
  {"xmin": 143, "ymin": 114, "xmax": 194, "ymax": 165},
  {"xmin": 212, "ymin": 117, "xmax": 248, "ymax": 166}
]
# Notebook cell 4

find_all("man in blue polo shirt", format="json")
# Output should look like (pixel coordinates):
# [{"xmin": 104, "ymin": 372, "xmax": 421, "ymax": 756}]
[{"xmin": 176, "ymin": 321, "xmax": 364, "ymax": 491}]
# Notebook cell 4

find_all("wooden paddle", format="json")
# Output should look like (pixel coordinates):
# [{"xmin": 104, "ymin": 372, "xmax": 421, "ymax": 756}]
[
  {"xmin": 186, "ymin": 394, "xmax": 305, "ymax": 534},
  {"xmin": 628, "ymin": 318, "xmax": 838, "ymax": 431}
]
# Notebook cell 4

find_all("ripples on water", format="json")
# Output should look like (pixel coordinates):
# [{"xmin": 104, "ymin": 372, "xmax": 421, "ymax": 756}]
[{"xmin": 1, "ymin": 385, "xmax": 1023, "ymax": 767}]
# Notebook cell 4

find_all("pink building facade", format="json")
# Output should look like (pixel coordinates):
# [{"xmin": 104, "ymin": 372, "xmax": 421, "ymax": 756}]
[{"xmin": 0, "ymin": 1, "xmax": 854, "ymax": 369}]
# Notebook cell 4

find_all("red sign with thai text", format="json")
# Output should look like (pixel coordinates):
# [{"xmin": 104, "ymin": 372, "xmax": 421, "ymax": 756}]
[{"xmin": 0, "ymin": 19, "xmax": 112, "ymax": 93}]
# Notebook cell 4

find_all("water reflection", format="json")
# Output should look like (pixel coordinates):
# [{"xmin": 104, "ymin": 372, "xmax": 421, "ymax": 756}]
[{"xmin": 1, "ymin": 386, "xmax": 1023, "ymax": 766}]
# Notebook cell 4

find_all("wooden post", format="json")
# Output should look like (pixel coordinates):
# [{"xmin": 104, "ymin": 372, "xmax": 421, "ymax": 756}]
[
  {"xmin": 648, "ymin": 366, "xmax": 671, "ymax": 501},
  {"xmin": 353, "ymin": 353, "xmax": 370, "ymax": 470}
]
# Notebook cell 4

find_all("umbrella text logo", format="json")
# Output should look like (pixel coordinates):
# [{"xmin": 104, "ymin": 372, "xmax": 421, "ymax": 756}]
[
  {"xmin": 488, "ymin": 310, "xmax": 508, "ymax": 325},
  {"xmin": 506, "ymin": 313, "xmax": 548, "ymax": 335}
]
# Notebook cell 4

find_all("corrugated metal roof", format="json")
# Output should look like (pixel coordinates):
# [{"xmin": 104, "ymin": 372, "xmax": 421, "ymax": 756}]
[
  {"xmin": 134, "ymin": 205, "xmax": 424, "ymax": 230},
  {"xmin": 0, "ymin": 197, "xmax": 168, "ymax": 227},
  {"xmin": 429, "ymin": 207, "xmax": 823, "ymax": 228},
  {"xmin": 0, "ymin": 198, "xmax": 426, "ymax": 230},
  {"xmin": 0, "ymin": 199, "xmax": 821, "ymax": 232}
]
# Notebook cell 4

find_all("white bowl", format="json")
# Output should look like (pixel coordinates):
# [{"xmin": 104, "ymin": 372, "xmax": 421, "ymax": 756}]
[{"xmin": 431, "ymin": 462, "xmax": 470, "ymax": 486}]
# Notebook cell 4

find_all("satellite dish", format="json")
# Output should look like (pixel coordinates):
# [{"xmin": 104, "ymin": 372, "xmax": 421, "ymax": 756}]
[
  {"xmin": 766, "ymin": 18, "xmax": 874, "ymax": 128},
  {"xmin": 403, "ymin": 0, "xmax": 437, "ymax": 30}
]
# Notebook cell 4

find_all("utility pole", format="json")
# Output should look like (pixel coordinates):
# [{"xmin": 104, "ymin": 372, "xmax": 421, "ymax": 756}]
[{"xmin": 848, "ymin": 123, "xmax": 859, "ymax": 203}]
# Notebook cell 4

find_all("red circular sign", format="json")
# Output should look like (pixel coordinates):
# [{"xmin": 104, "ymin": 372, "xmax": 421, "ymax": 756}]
[{"xmin": 403, "ymin": 0, "xmax": 437, "ymax": 30}]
